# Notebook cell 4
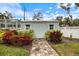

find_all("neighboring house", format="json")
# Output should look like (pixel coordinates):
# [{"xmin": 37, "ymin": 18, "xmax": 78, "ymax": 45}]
[{"xmin": 0, "ymin": 19, "xmax": 59, "ymax": 38}]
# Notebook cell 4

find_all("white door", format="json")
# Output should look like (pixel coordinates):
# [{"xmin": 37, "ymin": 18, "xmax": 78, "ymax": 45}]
[{"xmin": 31, "ymin": 23, "xmax": 48, "ymax": 38}]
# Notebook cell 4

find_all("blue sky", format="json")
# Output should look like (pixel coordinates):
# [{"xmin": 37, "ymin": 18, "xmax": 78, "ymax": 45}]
[{"xmin": 0, "ymin": 3, "xmax": 79, "ymax": 20}]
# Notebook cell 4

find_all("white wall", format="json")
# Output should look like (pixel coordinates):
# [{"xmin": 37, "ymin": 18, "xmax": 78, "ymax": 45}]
[
  {"xmin": 60, "ymin": 27, "xmax": 79, "ymax": 38},
  {"xmin": 0, "ymin": 20, "xmax": 59, "ymax": 38},
  {"xmin": 20, "ymin": 22, "xmax": 59, "ymax": 38}
]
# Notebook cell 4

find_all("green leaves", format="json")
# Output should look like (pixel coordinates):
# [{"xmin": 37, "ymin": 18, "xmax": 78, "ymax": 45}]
[{"xmin": 45, "ymin": 30, "xmax": 62, "ymax": 43}]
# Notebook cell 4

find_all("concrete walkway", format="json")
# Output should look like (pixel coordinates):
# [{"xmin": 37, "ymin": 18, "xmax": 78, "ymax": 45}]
[{"xmin": 30, "ymin": 39, "xmax": 59, "ymax": 56}]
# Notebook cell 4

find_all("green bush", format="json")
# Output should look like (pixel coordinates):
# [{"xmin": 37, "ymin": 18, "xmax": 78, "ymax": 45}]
[
  {"xmin": 2, "ymin": 29, "xmax": 34, "ymax": 46},
  {"xmin": 0, "ymin": 30, "xmax": 5, "ymax": 43},
  {"xmin": 45, "ymin": 29, "xmax": 63, "ymax": 43},
  {"xmin": 17, "ymin": 29, "xmax": 34, "ymax": 38}
]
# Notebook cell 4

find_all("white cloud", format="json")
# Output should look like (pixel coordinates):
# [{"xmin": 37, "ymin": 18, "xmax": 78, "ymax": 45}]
[
  {"xmin": 0, "ymin": 3, "xmax": 25, "ymax": 19},
  {"xmin": 0, "ymin": 3, "xmax": 35, "ymax": 20},
  {"xmin": 49, "ymin": 7, "xmax": 53, "ymax": 10},
  {"xmin": 56, "ymin": 4, "xmax": 62, "ymax": 9},
  {"xmin": 25, "ymin": 12, "xmax": 34, "ymax": 20},
  {"xmin": 46, "ymin": 10, "xmax": 50, "ymax": 13},
  {"xmin": 71, "ymin": 12, "xmax": 79, "ymax": 19},
  {"xmin": 33, "ymin": 8, "xmax": 42, "ymax": 11},
  {"xmin": 71, "ymin": 3, "xmax": 75, "ymax": 7},
  {"xmin": 56, "ymin": 3, "xmax": 75, "ymax": 9},
  {"xmin": 43, "ymin": 13, "xmax": 55, "ymax": 20},
  {"xmin": 0, "ymin": 3, "xmax": 79, "ymax": 21},
  {"xmin": 55, "ymin": 11, "xmax": 59, "ymax": 14},
  {"xmin": 72, "ymin": 9, "xmax": 79, "ymax": 14},
  {"xmin": 46, "ymin": 9, "xmax": 52, "ymax": 14},
  {"xmin": 46, "ymin": 6, "xmax": 53, "ymax": 14},
  {"xmin": 70, "ymin": 8, "xmax": 79, "ymax": 19},
  {"xmin": 53, "ymin": 13, "xmax": 65, "ymax": 20}
]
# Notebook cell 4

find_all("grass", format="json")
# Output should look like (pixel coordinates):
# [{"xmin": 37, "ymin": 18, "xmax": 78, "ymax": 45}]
[
  {"xmin": 62, "ymin": 36, "xmax": 79, "ymax": 40},
  {"xmin": 52, "ymin": 43, "xmax": 79, "ymax": 56},
  {"xmin": 0, "ymin": 44, "xmax": 30, "ymax": 56}
]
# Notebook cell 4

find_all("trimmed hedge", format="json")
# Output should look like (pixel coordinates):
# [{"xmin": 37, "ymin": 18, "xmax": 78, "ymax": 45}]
[{"xmin": 45, "ymin": 30, "xmax": 63, "ymax": 43}]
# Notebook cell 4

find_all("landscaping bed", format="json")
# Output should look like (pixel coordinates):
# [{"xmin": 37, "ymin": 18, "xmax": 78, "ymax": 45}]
[
  {"xmin": 45, "ymin": 29, "xmax": 79, "ymax": 56},
  {"xmin": 0, "ymin": 29, "xmax": 34, "ymax": 56}
]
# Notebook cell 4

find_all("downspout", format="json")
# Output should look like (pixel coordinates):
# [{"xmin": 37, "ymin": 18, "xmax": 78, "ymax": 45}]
[
  {"xmin": 4, "ymin": 16, "xmax": 7, "ymax": 29},
  {"xmin": 16, "ymin": 19, "xmax": 18, "ymax": 30}
]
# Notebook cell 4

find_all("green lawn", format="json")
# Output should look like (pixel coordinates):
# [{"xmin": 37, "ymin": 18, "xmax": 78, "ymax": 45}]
[
  {"xmin": 52, "ymin": 43, "xmax": 79, "ymax": 56},
  {"xmin": 0, "ymin": 44, "xmax": 30, "ymax": 56}
]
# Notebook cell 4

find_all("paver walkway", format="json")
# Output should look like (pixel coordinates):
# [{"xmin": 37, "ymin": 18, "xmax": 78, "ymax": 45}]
[{"xmin": 30, "ymin": 39, "xmax": 59, "ymax": 56}]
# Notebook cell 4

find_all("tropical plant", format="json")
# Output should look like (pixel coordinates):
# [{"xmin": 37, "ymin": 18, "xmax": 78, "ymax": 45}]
[
  {"xmin": 60, "ymin": 3, "xmax": 73, "ymax": 26},
  {"xmin": 0, "ymin": 11, "xmax": 13, "ymax": 19},
  {"xmin": 0, "ymin": 30, "xmax": 5, "ymax": 43},
  {"xmin": 45, "ymin": 30, "xmax": 62, "ymax": 43},
  {"xmin": 17, "ymin": 29, "xmax": 34, "ymax": 38},
  {"xmin": 56, "ymin": 16, "xmax": 63, "ymax": 26},
  {"xmin": 32, "ymin": 12, "xmax": 43, "ymax": 20},
  {"xmin": 2, "ymin": 29, "xmax": 34, "ymax": 46}
]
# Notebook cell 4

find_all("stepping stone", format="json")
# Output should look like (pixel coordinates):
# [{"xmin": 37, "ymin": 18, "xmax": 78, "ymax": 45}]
[{"xmin": 30, "ymin": 39, "xmax": 59, "ymax": 56}]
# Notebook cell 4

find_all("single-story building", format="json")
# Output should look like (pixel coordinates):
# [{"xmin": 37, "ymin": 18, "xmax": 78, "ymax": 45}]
[{"xmin": 0, "ymin": 19, "xmax": 59, "ymax": 38}]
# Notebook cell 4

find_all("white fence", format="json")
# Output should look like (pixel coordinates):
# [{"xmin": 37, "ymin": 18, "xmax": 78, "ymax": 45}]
[{"xmin": 60, "ymin": 26, "xmax": 79, "ymax": 38}]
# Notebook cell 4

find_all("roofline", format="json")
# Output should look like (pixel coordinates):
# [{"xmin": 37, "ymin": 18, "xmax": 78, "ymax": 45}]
[
  {"xmin": 20, "ymin": 20, "xmax": 59, "ymax": 23},
  {"xmin": 0, "ymin": 19, "xmax": 59, "ymax": 23}
]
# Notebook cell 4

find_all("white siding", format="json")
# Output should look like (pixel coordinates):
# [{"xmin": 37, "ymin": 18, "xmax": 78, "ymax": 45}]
[
  {"xmin": 0, "ymin": 19, "xmax": 59, "ymax": 38},
  {"xmin": 20, "ymin": 22, "xmax": 59, "ymax": 38}
]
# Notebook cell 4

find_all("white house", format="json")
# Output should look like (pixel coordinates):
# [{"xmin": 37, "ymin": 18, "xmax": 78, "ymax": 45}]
[{"xmin": 0, "ymin": 19, "xmax": 59, "ymax": 38}]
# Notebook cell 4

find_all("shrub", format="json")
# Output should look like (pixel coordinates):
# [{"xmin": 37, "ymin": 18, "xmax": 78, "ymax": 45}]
[
  {"xmin": 2, "ymin": 31, "xmax": 13, "ymax": 44},
  {"xmin": 11, "ymin": 30, "xmax": 18, "ymax": 35},
  {"xmin": 24, "ymin": 29, "xmax": 34, "ymax": 38},
  {"xmin": 2, "ymin": 29, "xmax": 33, "ymax": 46},
  {"xmin": 19, "ymin": 36, "xmax": 32, "ymax": 45},
  {"xmin": 17, "ymin": 29, "xmax": 34, "ymax": 38},
  {"xmin": 0, "ymin": 30, "xmax": 5, "ymax": 39},
  {"xmin": 45, "ymin": 30, "xmax": 62, "ymax": 43},
  {"xmin": 0, "ymin": 30, "xmax": 5, "ymax": 43}
]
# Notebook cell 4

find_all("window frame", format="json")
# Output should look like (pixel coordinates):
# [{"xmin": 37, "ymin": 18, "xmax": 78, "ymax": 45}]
[
  {"xmin": 26, "ymin": 24, "xmax": 30, "ymax": 29},
  {"xmin": 49, "ymin": 24, "xmax": 54, "ymax": 29},
  {"xmin": 0, "ymin": 23, "xmax": 5, "ymax": 28}
]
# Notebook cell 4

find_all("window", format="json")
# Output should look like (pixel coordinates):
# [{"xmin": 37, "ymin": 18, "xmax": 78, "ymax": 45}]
[
  {"xmin": 1, "ymin": 24, "xmax": 5, "ymax": 28},
  {"xmin": 8, "ymin": 24, "xmax": 12, "ymax": 27},
  {"xmin": 26, "ymin": 25, "xmax": 30, "ymax": 29},
  {"xmin": 49, "ymin": 25, "xmax": 54, "ymax": 29},
  {"xmin": 18, "ymin": 24, "xmax": 20, "ymax": 28},
  {"xmin": 13, "ymin": 24, "xmax": 20, "ymax": 28},
  {"xmin": 14, "ymin": 25, "xmax": 16, "ymax": 27}
]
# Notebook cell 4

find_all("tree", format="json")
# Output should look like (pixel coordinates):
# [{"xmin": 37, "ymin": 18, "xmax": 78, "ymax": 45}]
[
  {"xmin": 4, "ymin": 11, "xmax": 13, "ymax": 19},
  {"xmin": 75, "ymin": 3, "xmax": 79, "ymax": 7},
  {"xmin": 60, "ymin": 3, "xmax": 71, "ymax": 14},
  {"xmin": 56, "ymin": 16, "xmax": 63, "ymax": 26},
  {"xmin": 32, "ymin": 12, "xmax": 43, "ymax": 20},
  {"xmin": 60, "ymin": 3, "xmax": 73, "ymax": 26},
  {"xmin": 0, "ymin": 12, "xmax": 5, "ymax": 19},
  {"xmin": 73, "ymin": 18, "xmax": 79, "ymax": 26},
  {"xmin": 64, "ymin": 16, "xmax": 74, "ymax": 26},
  {"xmin": 0, "ymin": 11, "xmax": 13, "ymax": 29},
  {"xmin": 0, "ymin": 11, "xmax": 13, "ymax": 19},
  {"xmin": 32, "ymin": 13, "xmax": 37, "ymax": 20}
]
